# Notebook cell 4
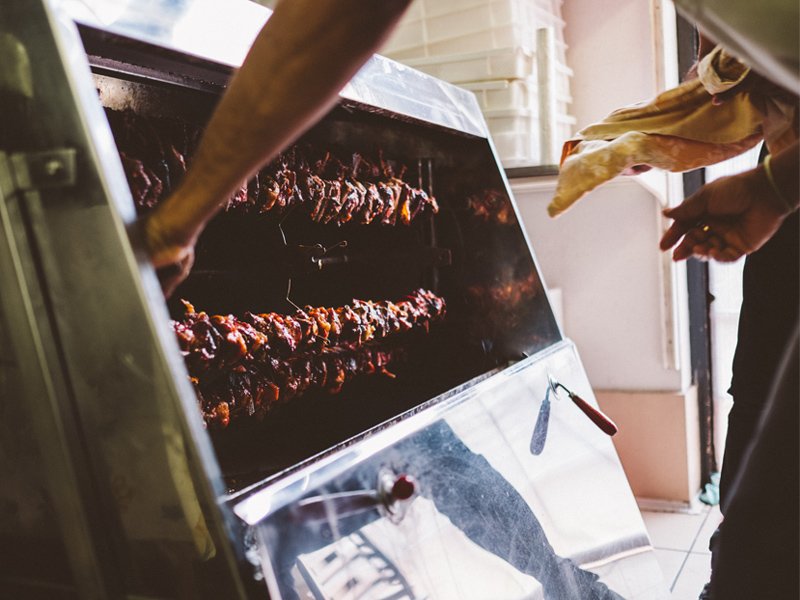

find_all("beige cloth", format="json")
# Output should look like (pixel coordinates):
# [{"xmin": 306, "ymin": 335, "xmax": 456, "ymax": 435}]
[{"xmin": 548, "ymin": 46, "xmax": 796, "ymax": 217}]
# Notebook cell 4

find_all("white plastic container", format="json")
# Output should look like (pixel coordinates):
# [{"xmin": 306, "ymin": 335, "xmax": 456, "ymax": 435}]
[
  {"xmin": 460, "ymin": 78, "xmax": 540, "ymax": 112},
  {"xmin": 401, "ymin": 47, "xmax": 536, "ymax": 83},
  {"xmin": 484, "ymin": 108, "xmax": 542, "ymax": 167},
  {"xmin": 384, "ymin": 17, "xmax": 534, "ymax": 58},
  {"xmin": 382, "ymin": 15, "xmax": 428, "ymax": 56},
  {"xmin": 423, "ymin": 2, "xmax": 528, "ymax": 43},
  {"xmin": 461, "ymin": 79, "xmax": 573, "ymax": 144},
  {"xmin": 381, "ymin": 1, "xmax": 575, "ymax": 167},
  {"xmin": 402, "ymin": 0, "xmax": 425, "ymax": 21},
  {"xmin": 383, "ymin": 0, "xmax": 569, "ymax": 60},
  {"xmin": 424, "ymin": 23, "xmax": 537, "ymax": 56},
  {"xmin": 555, "ymin": 111, "xmax": 576, "ymax": 142},
  {"xmin": 419, "ymin": 0, "xmax": 499, "ymax": 19},
  {"xmin": 484, "ymin": 107, "xmax": 573, "ymax": 167}
]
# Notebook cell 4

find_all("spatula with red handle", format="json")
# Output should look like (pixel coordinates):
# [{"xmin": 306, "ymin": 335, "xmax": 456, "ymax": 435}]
[{"xmin": 548, "ymin": 375, "xmax": 618, "ymax": 436}]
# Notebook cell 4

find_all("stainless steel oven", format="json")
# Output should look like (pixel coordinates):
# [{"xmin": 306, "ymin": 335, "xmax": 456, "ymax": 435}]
[{"xmin": 0, "ymin": 1, "xmax": 668, "ymax": 598}]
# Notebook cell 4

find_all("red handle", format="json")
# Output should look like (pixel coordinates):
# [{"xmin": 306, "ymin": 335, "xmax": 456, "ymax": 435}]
[
  {"xmin": 390, "ymin": 474, "xmax": 416, "ymax": 501},
  {"xmin": 568, "ymin": 393, "xmax": 618, "ymax": 436}
]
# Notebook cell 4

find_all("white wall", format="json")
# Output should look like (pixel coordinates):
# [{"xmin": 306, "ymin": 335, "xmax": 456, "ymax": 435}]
[
  {"xmin": 516, "ymin": 178, "xmax": 685, "ymax": 390},
  {"xmin": 564, "ymin": 0, "xmax": 662, "ymax": 126},
  {"xmin": 513, "ymin": 1, "xmax": 699, "ymax": 503},
  {"xmin": 519, "ymin": 0, "xmax": 690, "ymax": 393}
]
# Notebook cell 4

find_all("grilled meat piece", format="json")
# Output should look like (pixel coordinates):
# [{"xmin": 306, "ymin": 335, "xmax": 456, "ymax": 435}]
[
  {"xmin": 465, "ymin": 189, "xmax": 513, "ymax": 225},
  {"xmin": 337, "ymin": 180, "xmax": 363, "ymax": 225},
  {"xmin": 318, "ymin": 180, "xmax": 343, "ymax": 224},
  {"xmin": 226, "ymin": 180, "xmax": 250, "ymax": 211},
  {"xmin": 119, "ymin": 153, "xmax": 152, "ymax": 208}
]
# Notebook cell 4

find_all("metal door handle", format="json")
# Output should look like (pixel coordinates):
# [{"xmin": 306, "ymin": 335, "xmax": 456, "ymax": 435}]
[{"xmin": 290, "ymin": 472, "xmax": 417, "ymax": 524}]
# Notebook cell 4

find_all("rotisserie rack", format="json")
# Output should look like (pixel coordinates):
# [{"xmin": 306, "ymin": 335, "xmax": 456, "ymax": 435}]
[{"xmin": 88, "ymin": 55, "xmax": 562, "ymax": 493}]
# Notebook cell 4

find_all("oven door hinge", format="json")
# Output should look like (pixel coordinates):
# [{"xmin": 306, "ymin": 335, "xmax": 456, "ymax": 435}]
[{"xmin": 0, "ymin": 148, "xmax": 77, "ymax": 198}]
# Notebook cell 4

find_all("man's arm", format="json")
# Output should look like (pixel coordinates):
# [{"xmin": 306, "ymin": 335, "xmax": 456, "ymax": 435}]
[{"xmin": 143, "ymin": 0, "xmax": 411, "ymax": 289}]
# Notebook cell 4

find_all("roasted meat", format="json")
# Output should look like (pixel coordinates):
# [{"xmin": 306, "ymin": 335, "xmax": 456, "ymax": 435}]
[
  {"xmin": 195, "ymin": 345, "xmax": 405, "ymax": 428},
  {"xmin": 464, "ymin": 189, "xmax": 514, "ymax": 225},
  {"xmin": 108, "ymin": 109, "xmax": 438, "ymax": 225},
  {"xmin": 173, "ymin": 289, "xmax": 446, "ymax": 427}
]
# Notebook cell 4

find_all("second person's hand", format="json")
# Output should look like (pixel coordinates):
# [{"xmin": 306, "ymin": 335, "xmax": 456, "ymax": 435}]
[{"xmin": 659, "ymin": 165, "xmax": 791, "ymax": 262}]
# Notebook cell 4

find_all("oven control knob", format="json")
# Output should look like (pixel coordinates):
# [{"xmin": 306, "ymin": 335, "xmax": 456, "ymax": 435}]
[{"xmin": 390, "ymin": 474, "xmax": 416, "ymax": 501}]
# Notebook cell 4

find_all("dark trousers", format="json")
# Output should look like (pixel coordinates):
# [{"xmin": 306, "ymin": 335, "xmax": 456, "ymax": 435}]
[
  {"xmin": 708, "ymin": 210, "xmax": 799, "ymax": 597},
  {"xmin": 721, "ymin": 211, "xmax": 799, "ymax": 511},
  {"xmin": 710, "ymin": 324, "xmax": 799, "ymax": 599}
]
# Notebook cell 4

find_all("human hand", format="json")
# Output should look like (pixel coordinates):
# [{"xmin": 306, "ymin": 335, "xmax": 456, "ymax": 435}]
[
  {"xmin": 659, "ymin": 166, "xmax": 791, "ymax": 262},
  {"xmin": 140, "ymin": 210, "xmax": 196, "ymax": 298}
]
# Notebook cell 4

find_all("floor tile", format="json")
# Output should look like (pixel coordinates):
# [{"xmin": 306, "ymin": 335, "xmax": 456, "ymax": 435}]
[
  {"xmin": 691, "ymin": 505, "xmax": 723, "ymax": 555},
  {"xmin": 670, "ymin": 553, "xmax": 712, "ymax": 599},
  {"xmin": 653, "ymin": 549, "xmax": 686, "ymax": 591},
  {"xmin": 592, "ymin": 550, "xmax": 671, "ymax": 599},
  {"xmin": 642, "ymin": 511, "xmax": 707, "ymax": 552}
]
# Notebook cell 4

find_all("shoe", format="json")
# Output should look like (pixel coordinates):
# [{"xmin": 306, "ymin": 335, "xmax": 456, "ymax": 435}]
[{"xmin": 698, "ymin": 581, "xmax": 712, "ymax": 599}]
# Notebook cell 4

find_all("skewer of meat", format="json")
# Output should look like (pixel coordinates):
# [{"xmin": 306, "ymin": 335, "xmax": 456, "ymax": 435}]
[
  {"xmin": 174, "ymin": 289, "xmax": 446, "ymax": 378},
  {"xmin": 196, "ymin": 344, "xmax": 404, "ymax": 428},
  {"xmin": 107, "ymin": 109, "xmax": 438, "ymax": 224}
]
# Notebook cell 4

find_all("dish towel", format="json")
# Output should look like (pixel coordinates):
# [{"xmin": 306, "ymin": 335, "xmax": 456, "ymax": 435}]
[{"xmin": 548, "ymin": 46, "xmax": 794, "ymax": 217}]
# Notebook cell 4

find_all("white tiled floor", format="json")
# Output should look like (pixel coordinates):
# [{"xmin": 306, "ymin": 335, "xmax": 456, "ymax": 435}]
[{"xmin": 642, "ymin": 505, "xmax": 723, "ymax": 599}]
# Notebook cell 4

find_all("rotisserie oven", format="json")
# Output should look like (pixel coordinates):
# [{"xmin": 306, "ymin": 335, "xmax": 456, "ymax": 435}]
[{"xmin": 0, "ymin": 1, "xmax": 668, "ymax": 598}]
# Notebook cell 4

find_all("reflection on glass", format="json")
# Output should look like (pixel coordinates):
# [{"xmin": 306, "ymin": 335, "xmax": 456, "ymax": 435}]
[
  {"xmin": 261, "ymin": 421, "xmax": 625, "ymax": 600},
  {"xmin": 294, "ymin": 531, "xmax": 416, "ymax": 599},
  {"xmin": 67, "ymin": 0, "xmax": 186, "ymax": 30},
  {"xmin": 67, "ymin": 0, "xmax": 268, "ymax": 66}
]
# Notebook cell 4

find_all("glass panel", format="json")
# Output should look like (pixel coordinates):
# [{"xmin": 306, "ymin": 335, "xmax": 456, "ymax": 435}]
[
  {"xmin": 252, "ymin": 345, "xmax": 668, "ymax": 600},
  {"xmin": 63, "ymin": 0, "xmax": 266, "ymax": 67},
  {"xmin": 89, "ymin": 69, "xmax": 560, "ymax": 492}
]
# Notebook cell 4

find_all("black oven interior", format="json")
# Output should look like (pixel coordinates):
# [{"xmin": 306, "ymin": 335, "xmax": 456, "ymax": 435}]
[{"xmin": 92, "ymin": 42, "xmax": 560, "ymax": 492}]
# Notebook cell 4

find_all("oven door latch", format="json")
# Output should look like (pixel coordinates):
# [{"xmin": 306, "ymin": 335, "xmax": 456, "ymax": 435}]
[
  {"xmin": 0, "ymin": 148, "xmax": 78, "ymax": 198},
  {"xmin": 289, "ymin": 470, "xmax": 418, "ymax": 526}
]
